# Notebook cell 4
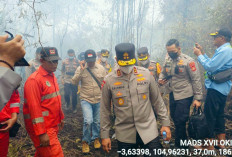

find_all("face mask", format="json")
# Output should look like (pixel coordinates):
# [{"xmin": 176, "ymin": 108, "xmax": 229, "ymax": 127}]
[
  {"xmin": 168, "ymin": 52, "xmax": 178, "ymax": 59},
  {"xmin": 69, "ymin": 56, "xmax": 75, "ymax": 60},
  {"xmin": 101, "ymin": 57, "xmax": 107, "ymax": 63},
  {"xmin": 120, "ymin": 65, "xmax": 134, "ymax": 74},
  {"xmin": 139, "ymin": 59, "xmax": 150, "ymax": 66}
]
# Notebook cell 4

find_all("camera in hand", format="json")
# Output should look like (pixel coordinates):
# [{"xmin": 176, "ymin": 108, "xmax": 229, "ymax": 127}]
[{"xmin": 5, "ymin": 31, "xmax": 29, "ymax": 66}]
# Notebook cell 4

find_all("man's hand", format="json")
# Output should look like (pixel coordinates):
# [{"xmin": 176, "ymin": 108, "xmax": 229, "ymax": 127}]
[
  {"xmin": 58, "ymin": 120, "xmax": 64, "ymax": 130},
  {"xmin": 79, "ymin": 60, "xmax": 86, "ymax": 70},
  {"xmin": 193, "ymin": 46, "xmax": 202, "ymax": 57},
  {"xmin": 192, "ymin": 100, "xmax": 201, "ymax": 109},
  {"xmin": 160, "ymin": 126, "xmax": 171, "ymax": 141},
  {"xmin": 39, "ymin": 133, "xmax": 50, "ymax": 147},
  {"xmin": 158, "ymin": 79, "xmax": 168, "ymax": 86},
  {"xmin": 0, "ymin": 34, "xmax": 26, "ymax": 67},
  {"xmin": 102, "ymin": 138, "xmax": 111, "ymax": 153},
  {"xmin": 0, "ymin": 112, "xmax": 17, "ymax": 132},
  {"xmin": 195, "ymin": 43, "xmax": 204, "ymax": 55}
]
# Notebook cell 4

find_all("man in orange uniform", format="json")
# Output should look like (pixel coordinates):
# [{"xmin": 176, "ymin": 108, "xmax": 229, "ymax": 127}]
[
  {"xmin": 0, "ymin": 90, "xmax": 20, "ymax": 157},
  {"xmin": 23, "ymin": 47, "xmax": 65, "ymax": 157}
]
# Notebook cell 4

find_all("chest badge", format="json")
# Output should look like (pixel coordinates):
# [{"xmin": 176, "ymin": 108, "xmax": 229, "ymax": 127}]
[
  {"xmin": 137, "ymin": 78, "xmax": 145, "ymax": 82},
  {"xmin": 142, "ymin": 94, "xmax": 147, "ymax": 100},
  {"xmin": 178, "ymin": 60, "xmax": 184, "ymax": 65},
  {"xmin": 118, "ymin": 98, "xmax": 124, "ymax": 105},
  {"xmin": 46, "ymin": 81, "xmax": 51, "ymax": 87},
  {"xmin": 116, "ymin": 91, "xmax": 123, "ymax": 97},
  {"xmin": 136, "ymin": 74, "xmax": 143, "ymax": 77},
  {"xmin": 114, "ymin": 82, "xmax": 122, "ymax": 86}
]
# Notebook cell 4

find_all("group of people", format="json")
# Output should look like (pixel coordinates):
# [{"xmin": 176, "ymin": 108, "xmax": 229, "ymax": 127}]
[{"xmin": 0, "ymin": 28, "xmax": 231, "ymax": 157}]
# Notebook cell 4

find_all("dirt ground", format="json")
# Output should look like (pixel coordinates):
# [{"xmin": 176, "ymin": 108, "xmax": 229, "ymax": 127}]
[{"xmin": 7, "ymin": 93, "xmax": 232, "ymax": 157}]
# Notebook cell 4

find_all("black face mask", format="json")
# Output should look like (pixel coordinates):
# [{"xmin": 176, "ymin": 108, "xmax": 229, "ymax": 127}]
[{"xmin": 168, "ymin": 52, "xmax": 178, "ymax": 59}]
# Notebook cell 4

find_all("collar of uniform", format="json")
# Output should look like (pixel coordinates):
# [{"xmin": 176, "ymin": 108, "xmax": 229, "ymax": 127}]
[
  {"xmin": 38, "ymin": 66, "xmax": 54, "ymax": 77},
  {"xmin": 216, "ymin": 42, "xmax": 230, "ymax": 53},
  {"xmin": 115, "ymin": 66, "xmax": 138, "ymax": 77}
]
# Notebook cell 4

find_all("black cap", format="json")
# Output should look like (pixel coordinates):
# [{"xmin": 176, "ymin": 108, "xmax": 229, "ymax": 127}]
[
  {"xmin": 40, "ymin": 47, "xmax": 61, "ymax": 61},
  {"xmin": 68, "ymin": 49, "xmax": 75, "ymax": 54},
  {"xmin": 210, "ymin": 28, "xmax": 232, "ymax": 39},
  {"xmin": 137, "ymin": 47, "xmax": 148, "ymax": 54},
  {"xmin": 85, "ymin": 49, "xmax": 96, "ymax": 62},
  {"xmin": 137, "ymin": 47, "xmax": 149, "ymax": 61},
  {"xmin": 115, "ymin": 43, "xmax": 136, "ymax": 66},
  {"xmin": 101, "ymin": 49, "xmax": 110, "ymax": 57},
  {"xmin": 36, "ymin": 47, "xmax": 42, "ymax": 54},
  {"xmin": 78, "ymin": 52, "xmax": 85, "ymax": 61}
]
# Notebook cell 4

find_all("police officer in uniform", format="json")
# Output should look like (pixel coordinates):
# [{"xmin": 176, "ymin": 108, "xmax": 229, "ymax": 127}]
[
  {"xmin": 97, "ymin": 49, "xmax": 112, "ymax": 74},
  {"xmin": 158, "ymin": 39, "xmax": 203, "ymax": 148},
  {"xmin": 61, "ymin": 49, "xmax": 79, "ymax": 113},
  {"xmin": 25, "ymin": 47, "xmax": 42, "ymax": 79},
  {"xmin": 137, "ymin": 47, "xmax": 162, "ymax": 81},
  {"xmin": 101, "ymin": 43, "xmax": 171, "ymax": 157}
]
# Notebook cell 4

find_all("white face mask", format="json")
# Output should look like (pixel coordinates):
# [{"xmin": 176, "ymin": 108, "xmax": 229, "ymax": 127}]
[
  {"xmin": 139, "ymin": 59, "xmax": 149, "ymax": 66},
  {"xmin": 101, "ymin": 57, "xmax": 107, "ymax": 63},
  {"xmin": 120, "ymin": 65, "xmax": 134, "ymax": 74}
]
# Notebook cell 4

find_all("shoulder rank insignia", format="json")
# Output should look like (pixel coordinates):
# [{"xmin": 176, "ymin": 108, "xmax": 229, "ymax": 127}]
[
  {"xmin": 189, "ymin": 62, "xmax": 196, "ymax": 71},
  {"xmin": 133, "ymin": 66, "xmax": 138, "ymax": 74},
  {"xmin": 117, "ymin": 69, "xmax": 122, "ymax": 76}
]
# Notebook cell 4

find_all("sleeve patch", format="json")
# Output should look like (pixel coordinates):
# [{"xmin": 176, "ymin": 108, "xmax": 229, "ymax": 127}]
[
  {"xmin": 189, "ymin": 62, "xmax": 196, "ymax": 71},
  {"xmin": 101, "ymin": 80, "xmax": 106, "ymax": 89}
]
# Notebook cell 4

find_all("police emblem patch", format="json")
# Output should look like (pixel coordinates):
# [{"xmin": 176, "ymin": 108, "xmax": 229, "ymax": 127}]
[
  {"xmin": 118, "ymin": 98, "xmax": 124, "ymax": 105},
  {"xmin": 123, "ymin": 52, "xmax": 129, "ymax": 60},
  {"xmin": 189, "ymin": 62, "xmax": 196, "ymax": 71},
  {"xmin": 49, "ymin": 49, "xmax": 56, "ymax": 55},
  {"xmin": 46, "ymin": 81, "xmax": 51, "ymax": 87}
]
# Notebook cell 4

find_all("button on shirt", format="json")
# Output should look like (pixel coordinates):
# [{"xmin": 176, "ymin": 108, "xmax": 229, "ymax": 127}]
[{"xmin": 198, "ymin": 43, "xmax": 232, "ymax": 96}]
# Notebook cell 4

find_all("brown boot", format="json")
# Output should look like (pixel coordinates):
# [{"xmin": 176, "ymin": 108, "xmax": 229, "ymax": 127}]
[
  {"xmin": 94, "ymin": 138, "xmax": 101, "ymax": 149},
  {"xmin": 82, "ymin": 141, "xmax": 90, "ymax": 153},
  {"xmin": 216, "ymin": 134, "xmax": 226, "ymax": 149}
]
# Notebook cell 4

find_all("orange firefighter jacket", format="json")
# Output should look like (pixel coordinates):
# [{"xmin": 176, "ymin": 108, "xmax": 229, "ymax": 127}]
[
  {"xmin": 23, "ymin": 66, "xmax": 64, "ymax": 136},
  {"xmin": 0, "ymin": 90, "xmax": 20, "ymax": 123}
]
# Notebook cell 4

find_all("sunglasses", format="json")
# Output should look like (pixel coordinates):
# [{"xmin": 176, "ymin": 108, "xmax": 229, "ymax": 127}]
[{"xmin": 48, "ymin": 60, "xmax": 59, "ymax": 64}]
